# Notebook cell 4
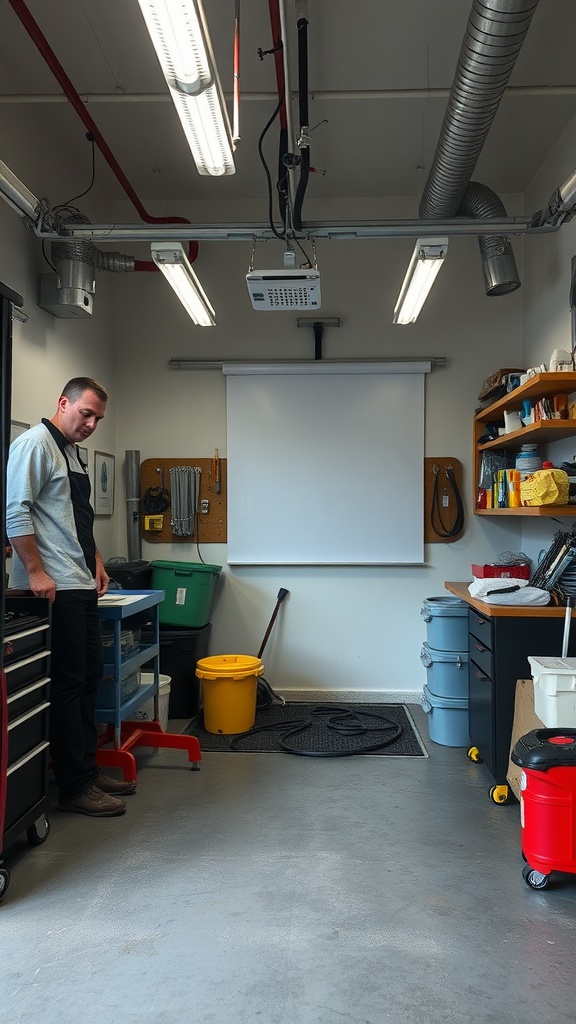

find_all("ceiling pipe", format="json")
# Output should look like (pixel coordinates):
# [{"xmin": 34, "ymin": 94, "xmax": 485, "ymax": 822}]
[
  {"xmin": 3, "ymin": 84, "xmax": 576, "ymax": 104},
  {"xmin": 33, "ymin": 216, "xmax": 548, "ymax": 243},
  {"xmin": 419, "ymin": 0, "xmax": 540, "ymax": 295},
  {"xmin": 268, "ymin": 0, "xmax": 290, "ymax": 227},
  {"xmin": 7, "ymin": 0, "xmax": 198, "ymax": 269},
  {"xmin": 292, "ymin": 6, "xmax": 310, "ymax": 233}
]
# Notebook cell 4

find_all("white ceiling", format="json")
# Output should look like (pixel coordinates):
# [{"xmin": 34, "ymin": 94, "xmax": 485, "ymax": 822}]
[{"xmin": 1, "ymin": 0, "xmax": 576, "ymax": 221}]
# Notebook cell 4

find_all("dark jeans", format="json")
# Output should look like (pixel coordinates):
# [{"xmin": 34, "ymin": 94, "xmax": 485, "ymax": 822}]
[{"xmin": 49, "ymin": 589, "xmax": 103, "ymax": 799}]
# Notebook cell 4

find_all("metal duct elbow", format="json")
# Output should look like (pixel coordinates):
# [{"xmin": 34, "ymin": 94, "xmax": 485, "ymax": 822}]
[
  {"xmin": 418, "ymin": 0, "xmax": 537, "ymax": 296},
  {"xmin": 93, "ymin": 250, "xmax": 136, "ymax": 273},
  {"xmin": 459, "ymin": 181, "xmax": 520, "ymax": 294}
]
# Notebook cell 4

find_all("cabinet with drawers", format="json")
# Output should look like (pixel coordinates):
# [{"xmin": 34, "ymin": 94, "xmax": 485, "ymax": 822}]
[
  {"xmin": 1, "ymin": 594, "xmax": 51, "ymax": 897},
  {"xmin": 447, "ymin": 581, "xmax": 576, "ymax": 803}
]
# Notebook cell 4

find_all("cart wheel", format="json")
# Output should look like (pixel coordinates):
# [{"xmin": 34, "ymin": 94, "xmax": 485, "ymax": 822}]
[
  {"xmin": 489, "ymin": 784, "xmax": 510, "ymax": 804},
  {"xmin": 523, "ymin": 865, "xmax": 550, "ymax": 890},
  {"xmin": 27, "ymin": 814, "xmax": 50, "ymax": 846},
  {"xmin": 467, "ymin": 746, "xmax": 483, "ymax": 763},
  {"xmin": 0, "ymin": 866, "xmax": 10, "ymax": 901},
  {"xmin": 190, "ymin": 761, "xmax": 201, "ymax": 771}
]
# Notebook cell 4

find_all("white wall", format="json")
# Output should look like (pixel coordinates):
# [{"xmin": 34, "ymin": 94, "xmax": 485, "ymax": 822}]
[
  {"xmin": 111, "ymin": 196, "xmax": 526, "ymax": 697},
  {"xmin": 1, "ymin": 196, "xmax": 118, "ymax": 561},
  {"xmin": 10, "ymin": 163, "xmax": 576, "ymax": 697},
  {"xmin": 520, "ymin": 110, "xmax": 576, "ymax": 568}
]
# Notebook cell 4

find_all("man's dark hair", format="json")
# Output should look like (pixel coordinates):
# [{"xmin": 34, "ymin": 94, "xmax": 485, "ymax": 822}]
[{"xmin": 61, "ymin": 377, "xmax": 108, "ymax": 403}]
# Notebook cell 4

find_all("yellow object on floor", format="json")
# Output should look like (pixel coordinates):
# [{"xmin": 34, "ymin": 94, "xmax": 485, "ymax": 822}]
[{"xmin": 196, "ymin": 655, "xmax": 264, "ymax": 734}]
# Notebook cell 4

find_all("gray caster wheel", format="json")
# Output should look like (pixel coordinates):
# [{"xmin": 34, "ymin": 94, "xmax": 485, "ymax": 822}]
[
  {"xmin": 190, "ymin": 761, "xmax": 201, "ymax": 771},
  {"xmin": 0, "ymin": 865, "xmax": 10, "ymax": 901},
  {"xmin": 27, "ymin": 814, "xmax": 50, "ymax": 846},
  {"xmin": 522, "ymin": 865, "xmax": 550, "ymax": 890}
]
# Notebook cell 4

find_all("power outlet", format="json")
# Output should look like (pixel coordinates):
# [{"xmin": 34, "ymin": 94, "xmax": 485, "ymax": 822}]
[{"xmin": 200, "ymin": 498, "xmax": 210, "ymax": 514}]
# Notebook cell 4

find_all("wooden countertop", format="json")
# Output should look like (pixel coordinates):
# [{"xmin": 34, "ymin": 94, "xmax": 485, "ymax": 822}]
[{"xmin": 445, "ymin": 581, "xmax": 574, "ymax": 619}]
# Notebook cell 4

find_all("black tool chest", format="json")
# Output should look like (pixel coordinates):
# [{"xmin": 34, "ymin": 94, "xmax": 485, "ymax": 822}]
[
  {"xmin": 467, "ymin": 606, "xmax": 576, "ymax": 800},
  {"xmin": 1, "ymin": 594, "xmax": 51, "ymax": 898}
]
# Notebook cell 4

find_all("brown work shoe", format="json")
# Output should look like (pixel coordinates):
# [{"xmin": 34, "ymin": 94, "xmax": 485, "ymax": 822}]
[
  {"xmin": 59, "ymin": 784, "xmax": 126, "ymax": 817},
  {"xmin": 93, "ymin": 770, "xmax": 137, "ymax": 796}
]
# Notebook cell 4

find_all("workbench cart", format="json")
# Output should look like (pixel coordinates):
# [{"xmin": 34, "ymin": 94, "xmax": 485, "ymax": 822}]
[{"xmin": 94, "ymin": 590, "xmax": 201, "ymax": 781}]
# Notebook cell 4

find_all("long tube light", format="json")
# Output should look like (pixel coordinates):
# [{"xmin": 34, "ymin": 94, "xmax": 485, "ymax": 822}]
[
  {"xmin": 151, "ymin": 242, "xmax": 215, "ymax": 326},
  {"xmin": 137, "ymin": 0, "xmax": 235, "ymax": 176},
  {"xmin": 393, "ymin": 237, "xmax": 448, "ymax": 324},
  {"xmin": 0, "ymin": 158, "xmax": 39, "ymax": 219}
]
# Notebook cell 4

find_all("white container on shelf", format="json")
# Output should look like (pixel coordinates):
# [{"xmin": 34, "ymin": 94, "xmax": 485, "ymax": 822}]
[
  {"xmin": 528, "ymin": 656, "xmax": 576, "ymax": 727},
  {"xmin": 127, "ymin": 673, "xmax": 171, "ymax": 732}
]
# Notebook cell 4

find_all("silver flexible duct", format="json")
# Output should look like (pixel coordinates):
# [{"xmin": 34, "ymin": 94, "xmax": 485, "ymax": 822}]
[
  {"xmin": 419, "ymin": 0, "xmax": 540, "ymax": 293},
  {"xmin": 125, "ymin": 450, "xmax": 142, "ymax": 561},
  {"xmin": 460, "ymin": 180, "xmax": 520, "ymax": 293}
]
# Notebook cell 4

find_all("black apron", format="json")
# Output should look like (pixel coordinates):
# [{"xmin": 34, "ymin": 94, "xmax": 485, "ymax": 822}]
[{"xmin": 42, "ymin": 419, "xmax": 96, "ymax": 578}]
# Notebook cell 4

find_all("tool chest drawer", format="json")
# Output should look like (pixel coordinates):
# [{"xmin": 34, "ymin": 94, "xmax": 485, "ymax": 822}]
[
  {"xmin": 7, "ymin": 677, "xmax": 50, "ymax": 722},
  {"xmin": 3, "ymin": 622, "xmax": 50, "ymax": 666},
  {"xmin": 4, "ymin": 742, "xmax": 50, "ymax": 833},
  {"xmin": 4, "ymin": 650, "xmax": 51, "ymax": 696},
  {"xmin": 469, "ymin": 636, "xmax": 493, "ymax": 679},
  {"xmin": 468, "ymin": 608, "xmax": 493, "ymax": 649},
  {"xmin": 7, "ymin": 702, "xmax": 51, "ymax": 767}
]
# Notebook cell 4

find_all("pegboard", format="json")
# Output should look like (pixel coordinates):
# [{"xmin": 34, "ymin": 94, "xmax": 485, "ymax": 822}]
[
  {"xmin": 140, "ymin": 457, "xmax": 227, "ymax": 544},
  {"xmin": 424, "ymin": 458, "xmax": 464, "ymax": 543}
]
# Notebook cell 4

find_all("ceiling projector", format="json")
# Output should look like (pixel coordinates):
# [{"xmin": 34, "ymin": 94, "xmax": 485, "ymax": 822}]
[{"xmin": 246, "ymin": 268, "xmax": 321, "ymax": 311}]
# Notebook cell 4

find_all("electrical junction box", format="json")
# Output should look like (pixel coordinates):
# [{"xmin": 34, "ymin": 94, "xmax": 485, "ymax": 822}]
[
  {"xmin": 246, "ymin": 268, "xmax": 321, "ymax": 311},
  {"xmin": 37, "ymin": 273, "xmax": 93, "ymax": 318},
  {"xmin": 143, "ymin": 516, "xmax": 163, "ymax": 532}
]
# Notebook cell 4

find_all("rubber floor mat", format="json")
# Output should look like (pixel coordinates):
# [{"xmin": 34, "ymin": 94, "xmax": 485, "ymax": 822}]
[{"xmin": 186, "ymin": 702, "xmax": 428, "ymax": 757}]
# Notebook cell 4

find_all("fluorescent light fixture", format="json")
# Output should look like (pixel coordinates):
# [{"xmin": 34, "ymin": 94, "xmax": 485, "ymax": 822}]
[
  {"xmin": 0, "ymin": 158, "xmax": 39, "ymax": 219},
  {"xmin": 151, "ymin": 242, "xmax": 215, "ymax": 326},
  {"xmin": 138, "ymin": 0, "xmax": 235, "ymax": 176},
  {"xmin": 393, "ymin": 237, "xmax": 448, "ymax": 324}
]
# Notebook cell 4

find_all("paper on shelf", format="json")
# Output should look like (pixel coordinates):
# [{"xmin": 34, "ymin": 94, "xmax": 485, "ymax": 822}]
[{"xmin": 97, "ymin": 594, "xmax": 143, "ymax": 606}]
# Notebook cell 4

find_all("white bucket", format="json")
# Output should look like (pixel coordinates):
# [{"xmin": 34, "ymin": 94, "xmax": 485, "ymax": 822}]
[{"xmin": 127, "ymin": 673, "xmax": 171, "ymax": 732}]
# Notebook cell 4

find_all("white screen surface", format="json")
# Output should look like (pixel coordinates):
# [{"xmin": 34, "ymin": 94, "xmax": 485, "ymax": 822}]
[{"xmin": 224, "ymin": 363, "xmax": 429, "ymax": 565}]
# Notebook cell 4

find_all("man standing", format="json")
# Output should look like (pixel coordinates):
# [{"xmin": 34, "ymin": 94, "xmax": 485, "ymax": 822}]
[{"xmin": 6, "ymin": 377, "xmax": 135, "ymax": 816}]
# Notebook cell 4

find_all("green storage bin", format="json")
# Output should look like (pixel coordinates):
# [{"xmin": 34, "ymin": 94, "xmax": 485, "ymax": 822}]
[{"xmin": 151, "ymin": 560, "xmax": 222, "ymax": 627}]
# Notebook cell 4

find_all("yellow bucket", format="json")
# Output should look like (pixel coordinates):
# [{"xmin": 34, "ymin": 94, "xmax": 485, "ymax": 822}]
[{"xmin": 195, "ymin": 655, "xmax": 264, "ymax": 734}]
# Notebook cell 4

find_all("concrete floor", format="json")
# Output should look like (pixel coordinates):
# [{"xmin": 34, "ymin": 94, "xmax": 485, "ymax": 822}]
[{"xmin": 2, "ymin": 705, "xmax": 576, "ymax": 1024}]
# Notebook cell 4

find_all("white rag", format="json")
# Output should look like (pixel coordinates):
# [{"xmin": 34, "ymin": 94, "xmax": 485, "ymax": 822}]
[{"xmin": 468, "ymin": 576, "xmax": 550, "ymax": 605}]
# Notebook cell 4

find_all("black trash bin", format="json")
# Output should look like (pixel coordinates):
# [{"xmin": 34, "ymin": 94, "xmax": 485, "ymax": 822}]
[
  {"xmin": 104, "ymin": 561, "xmax": 154, "ymax": 628},
  {"xmin": 141, "ymin": 624, "xmax": 212, "ymax": 719},
  {"xmin": 104, "ymin": 559, "xmax": 152, "ymax": 589}
]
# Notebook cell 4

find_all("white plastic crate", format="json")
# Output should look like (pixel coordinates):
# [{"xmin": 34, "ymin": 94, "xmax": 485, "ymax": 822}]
[{"xmin": 528, "ymin": 656, "xmax": 576, "ymax": 727}]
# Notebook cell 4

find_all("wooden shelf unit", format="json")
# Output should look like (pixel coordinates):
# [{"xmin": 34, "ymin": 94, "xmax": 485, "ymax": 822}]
[{"xmin": 474, "ymin": 372, "xmax": 576, "ymax": 517}]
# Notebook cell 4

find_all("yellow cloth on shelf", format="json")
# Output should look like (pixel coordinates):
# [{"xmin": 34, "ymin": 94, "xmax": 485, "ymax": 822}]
[{"xmin": 520, "ymin": 468, "xmax": 569, "ymax": 506}]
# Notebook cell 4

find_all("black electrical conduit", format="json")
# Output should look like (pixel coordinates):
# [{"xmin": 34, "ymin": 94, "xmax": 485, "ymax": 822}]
[
  {"xmin": 292, "ymin": 15, "xmax": 310, "ymax": 233},
  {"xmin": 7, "ymin": 0, "xmax": 199, "ymax": 270},
  {"xmin": 268, "ymin": 0, "xmax": 289, "ymax": 229}
]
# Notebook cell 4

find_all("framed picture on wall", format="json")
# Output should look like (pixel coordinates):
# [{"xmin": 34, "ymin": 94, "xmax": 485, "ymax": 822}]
[
  {"xmin": 10, "ymin": 420, "xmax": 29, "ymax": 443},
  {"xmin": 93, "ymin": 451, "xmax": 115, "ymax": 515}
]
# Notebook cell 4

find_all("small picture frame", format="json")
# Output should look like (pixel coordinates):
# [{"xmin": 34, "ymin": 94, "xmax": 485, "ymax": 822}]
[
  {"xmin": 93, "ymin": 451, "xmax": 115, "ymax": 515},
  {"xmin": 10, "ymin": 420, "xmax": 29, "ymax": 443}
]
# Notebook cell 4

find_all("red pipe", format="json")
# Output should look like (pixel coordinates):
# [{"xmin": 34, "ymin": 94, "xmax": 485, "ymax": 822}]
[{"xmin": 7, "ymin": 0, "xmax": 198, "ymax": 265}]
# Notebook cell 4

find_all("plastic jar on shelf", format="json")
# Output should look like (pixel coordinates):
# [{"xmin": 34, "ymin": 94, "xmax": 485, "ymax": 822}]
[{"xmin": 515, "ymin": 444, "xmax": 542, "ymax": 479}]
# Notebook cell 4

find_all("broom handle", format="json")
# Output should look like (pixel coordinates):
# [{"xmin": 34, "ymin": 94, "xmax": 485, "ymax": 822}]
[
  {"xmin": 562, "ymin": 597, "xmax": 574, "ymax": 658},
  {"xmin": 258, "ymin": 588, "xmax": 289, "ymax": 659}
]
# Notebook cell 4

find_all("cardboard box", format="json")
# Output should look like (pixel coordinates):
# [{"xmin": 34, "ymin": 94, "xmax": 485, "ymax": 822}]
[
  {"xmin": 471, "ymin": 563, "xmax": 531, "ymax": 579},
  {"xmin": 506, "ymin": 678, "xmax": 544, "ymax": 801}
]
